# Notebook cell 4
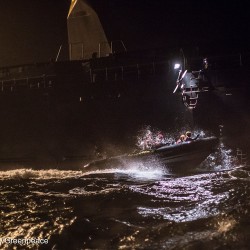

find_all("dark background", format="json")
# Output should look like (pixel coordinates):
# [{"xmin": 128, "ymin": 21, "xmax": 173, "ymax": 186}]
[{"xmin": 0, "ymin": 0, "xmax": 249, "ymax": 67}]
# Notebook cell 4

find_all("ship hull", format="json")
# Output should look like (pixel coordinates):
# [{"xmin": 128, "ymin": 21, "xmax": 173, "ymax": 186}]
[{"xmin": 0, "ymin": 53, "xmax": 250, "ymax": 170}]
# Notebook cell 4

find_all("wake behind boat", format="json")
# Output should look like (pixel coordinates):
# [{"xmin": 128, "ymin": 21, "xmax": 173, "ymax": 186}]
[{"xmin": 83, "ymin": 136, "xmax": 219, "ymax": 172}]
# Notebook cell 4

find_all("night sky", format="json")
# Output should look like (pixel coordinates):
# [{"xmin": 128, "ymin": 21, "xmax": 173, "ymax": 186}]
[{"xmin": 0, "ymin": 0, "xmax": 249, "ymax": 67}]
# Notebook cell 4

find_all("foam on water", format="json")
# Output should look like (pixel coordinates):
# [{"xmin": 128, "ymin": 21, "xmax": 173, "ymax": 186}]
[
  {"xmin": 0, "ymin": 161, "xmax": 167, "ymax": 181},
  {"xmin": 0, "ymin": 169, "xmax": 83, "ymax": 180},
  {"xmin": 114, "ymin": 161, "xmax": 167, "ymax": 179},
  {"xmin": 200, "ymin": 141, "xmax": 240, "ymax": 172},
  {"xmin": 82, "ymin": 162, "xmax": 167, "ymax": 180}
]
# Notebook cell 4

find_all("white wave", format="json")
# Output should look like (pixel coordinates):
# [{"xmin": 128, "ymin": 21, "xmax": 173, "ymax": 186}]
[
  {"xmin": 0, "ymin": 168, "xmax": 83, "ymax": 180},
  {"xmin": 115, "ymin": 167, "xmax": 166, "ymax": 180},
  {"xmin": 69, "ymin": 186, "xmax": 121, "ymax": 196},
  {"xmin": 82, "ymin": 166, "xmax": 166, "ymax": 179},
  {"xmin": 0, "ymin": 163, "xmax": 166, "ymax": 181},
  {"xmin": 201, "ymin": 142, "xmax": 239, "ymax": 171}
]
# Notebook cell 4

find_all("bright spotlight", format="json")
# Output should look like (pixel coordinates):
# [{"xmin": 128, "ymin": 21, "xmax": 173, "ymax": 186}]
[{"xmin": 174, "ymin": 63, "xmax": 181, "ymax": 69}]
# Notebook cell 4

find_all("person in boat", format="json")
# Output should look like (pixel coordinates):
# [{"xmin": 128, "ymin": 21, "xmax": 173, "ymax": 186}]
[
  {"xmin": 176, "ymin": 134, "xmax": 185, "ymax": 144},
  {"xmin": 155, "ymin": 131, "xmax": 165, "ymax": 146},
  {"xmin": 138, "ymin": 130, "xmax": 154, "ymax": 150},
  {"xmin": 185, "ymin": 131, "xmax": 199, "ymax": 142},
  {"xmin": 139, "ymin": 139, "xmax": 151, "ymax": 150}
]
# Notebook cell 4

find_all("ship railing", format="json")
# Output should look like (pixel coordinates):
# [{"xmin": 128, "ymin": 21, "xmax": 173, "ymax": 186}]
[
  {"xmin": 237, "ymin": 148, "xmax": 248, "ymax": 166},
  {"xmin": 98, "ymin": 40, "xmax": 127, "ymax": 57},
  {"xmin": 0, "ymin": 74, "xmax": 56, "ymax": 92},
  {"xmin": 0, "ymin": 62, "xmax": 54, "ymax": 79},
  {"xmin": 89, "ymin": 60, "xmax": 168, "ymax": 83},
  {"xmin": 69, "ymin": 40, "xmax": 127, "ymax": 60},
  {"xmin": 110, "ymin": 40, "xmax": 127, "ymax": 54},
  {"xmin": 69, "ymin": 42, "xmax": 100, "ymax": 60}
]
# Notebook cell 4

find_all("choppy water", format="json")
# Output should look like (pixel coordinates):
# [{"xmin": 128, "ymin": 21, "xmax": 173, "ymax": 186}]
[{"xmin": 0, "ymin": 143, "xmax": 250, "ymax": 250}]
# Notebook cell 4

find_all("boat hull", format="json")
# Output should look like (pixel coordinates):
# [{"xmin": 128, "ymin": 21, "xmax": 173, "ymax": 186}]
[{"xmin": 83, "ymin": 137, "xmax": 219, "ymax": 173}]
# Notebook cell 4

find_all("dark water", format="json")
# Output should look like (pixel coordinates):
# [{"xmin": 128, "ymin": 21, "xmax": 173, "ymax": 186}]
[{"xmin": 1, "ymin": 141, "xmax": 250, "ymax": 250}]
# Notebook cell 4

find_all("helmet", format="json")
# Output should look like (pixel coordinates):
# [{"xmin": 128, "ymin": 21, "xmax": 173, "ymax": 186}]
[{"xmin": 186, "ymin": 131, "xmax": 191, "ymax": 137}]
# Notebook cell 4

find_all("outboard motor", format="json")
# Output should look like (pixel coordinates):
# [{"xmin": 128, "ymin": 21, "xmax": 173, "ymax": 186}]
[{"xmin": 173, "ymin": 69, "xmax": 199, "ymax": 109}]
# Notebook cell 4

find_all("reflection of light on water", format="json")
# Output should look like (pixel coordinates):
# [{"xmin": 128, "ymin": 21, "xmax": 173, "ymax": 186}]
[
  {"xmin": 69, "ymin": 164, "xmax": 167, "ymax": 196},
  {"xmin": 138, "ymin": 191, "xmax": 227, "ymax": 223},
  {"xmin": 134, "ymin": 173, "xmax": 230, "ymax": 223},
  {"xmin": 0, "ymin": 169, "xmax": 83, "ymax": 180},
  {"xmin": 2, "ymin": 214, "xmax": 76, "ymax": 248},
  {"xmin": 69, "ymin": 186, "xmax": 121, "ymax": 196},
  {"xmin": 0, "ymin": 175, "xmax": 77, "ymax": 249},
  {"xmin": 217, "ymin": 218, "xmax": 237, "ymax": 233},
  {"xmin": 0, "ymin": 162, "xmax": 166, "ymax": 181}
]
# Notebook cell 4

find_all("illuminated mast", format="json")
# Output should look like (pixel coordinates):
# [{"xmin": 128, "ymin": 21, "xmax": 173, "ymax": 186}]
[{"xmin": 67, "ymin": 0, "xmax": 110, "ymax": 60}]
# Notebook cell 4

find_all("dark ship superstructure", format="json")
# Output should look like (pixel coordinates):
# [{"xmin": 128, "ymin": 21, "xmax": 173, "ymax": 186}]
[{"xmin": 0, "ymin": 0, "xmax": 249, "ymax": 169}]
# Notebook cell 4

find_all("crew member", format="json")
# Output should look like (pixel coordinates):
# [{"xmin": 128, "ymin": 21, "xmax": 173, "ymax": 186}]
[
  {"xmin": 176, "ymin": 134, "xmax": 185, "ymax": 144},
  {"xmin": 155, "ymin": 131, "xmax": 165, "ymax": 146},
  {"xmin": 185, "ymin": 131, "xmax": 199, "ymax": 142}
]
